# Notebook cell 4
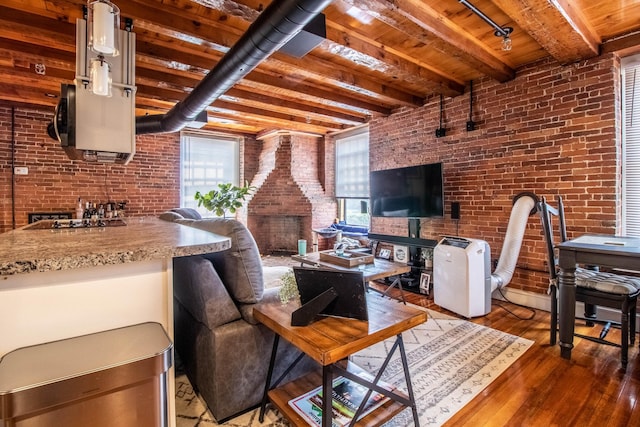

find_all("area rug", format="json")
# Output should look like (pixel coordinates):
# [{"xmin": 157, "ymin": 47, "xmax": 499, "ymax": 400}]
[{"xmin": 175, "ymin": 308, "xmax": 533, "ymax": 427}]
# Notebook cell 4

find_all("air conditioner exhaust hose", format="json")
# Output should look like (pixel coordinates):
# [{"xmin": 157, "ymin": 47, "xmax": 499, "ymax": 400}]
[{"xmin": 490, "ymin": 192, "xmax": 539, "ymax": 292}]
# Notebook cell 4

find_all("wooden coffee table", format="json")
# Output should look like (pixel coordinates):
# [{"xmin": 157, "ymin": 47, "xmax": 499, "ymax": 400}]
[
  {"xmin": 291, "ymin": 251, "xmax": 411, "ymax": 303},
  {"xmin": 255, "ymin": 296, "xmax": 427, "ymax": 427}
]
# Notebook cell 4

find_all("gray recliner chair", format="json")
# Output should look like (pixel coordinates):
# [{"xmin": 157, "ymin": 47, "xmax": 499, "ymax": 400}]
[{"xmin": 163, "ymin": 211, "xmax": 316, "ymax": 421}]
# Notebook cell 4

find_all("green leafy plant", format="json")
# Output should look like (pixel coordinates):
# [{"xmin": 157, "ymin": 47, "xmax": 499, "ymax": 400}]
[
  {"xmin": 194, "ymin": 182, "xmax": 256, "ymax": 217},
  {"xmin": 278, "ymin": 270, "xmax": 299, "ymax": 304}
]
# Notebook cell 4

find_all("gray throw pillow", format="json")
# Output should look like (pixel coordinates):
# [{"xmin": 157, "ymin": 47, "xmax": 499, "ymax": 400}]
[{"xmin": 177, "ymin": 218, "xmax": 264, "ymax": 304}]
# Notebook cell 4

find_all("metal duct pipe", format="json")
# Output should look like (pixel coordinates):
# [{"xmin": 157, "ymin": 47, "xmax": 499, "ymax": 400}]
[
  {"xmin": 490, "ymin": 192, "xmax": 539, "ymax": 292},
  {"xmin": 136, "ymin": 0, "xmax": 332, "ymax": 135}
]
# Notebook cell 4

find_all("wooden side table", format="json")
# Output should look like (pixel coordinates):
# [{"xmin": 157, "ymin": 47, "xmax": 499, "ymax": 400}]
[{"xmin": 255, "ymin": 297, "xmax": 427, "ymax": 427}]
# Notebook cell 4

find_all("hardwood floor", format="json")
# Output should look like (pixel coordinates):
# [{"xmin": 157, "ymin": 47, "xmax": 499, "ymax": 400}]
[
  {"xmin": 263, "ymin": 256, "xmax": 640, "ymax": 426},
  {"xmin": 369, "ymin": 282, "xmax": 640, "ymax": 427}
]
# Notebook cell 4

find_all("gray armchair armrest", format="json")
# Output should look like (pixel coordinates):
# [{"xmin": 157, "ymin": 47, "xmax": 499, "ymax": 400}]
[{"xmin": 173, "ymin": 255, "xmax": 241, "ymax": 329}]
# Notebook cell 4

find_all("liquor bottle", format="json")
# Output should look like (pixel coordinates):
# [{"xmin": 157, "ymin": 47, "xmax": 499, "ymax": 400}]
[
  {"xmin": 83, "ymin": 201, "xmax": 91, "ymax": 219},
  {"xmin": 75, "ymin": 198, "xmax": 84, "ymax": 220},
  {"xmin": 90, "ymin": 203, "xmax": 98, "ymax": 224}
]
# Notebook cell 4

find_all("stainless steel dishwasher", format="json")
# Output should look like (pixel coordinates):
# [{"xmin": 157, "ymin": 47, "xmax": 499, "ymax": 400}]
[{"xmin": 0, "ymin": 322, "xmax": 173, "ymax": 427}]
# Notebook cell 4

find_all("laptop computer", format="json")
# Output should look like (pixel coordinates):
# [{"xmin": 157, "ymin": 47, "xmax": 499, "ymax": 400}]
[{"xmin": 292, "ymin": 266, "xmax": 368, "ymax": 324}]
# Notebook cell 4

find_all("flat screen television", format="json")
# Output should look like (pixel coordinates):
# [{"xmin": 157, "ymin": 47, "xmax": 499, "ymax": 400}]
[{"xmin": 370, "ymin": 162, "xmax": 444, "ymax": 218}]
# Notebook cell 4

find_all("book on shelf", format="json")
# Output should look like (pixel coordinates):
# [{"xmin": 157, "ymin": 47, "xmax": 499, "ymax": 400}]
[{"xmin": 288, "ymin": 370, "xmax": 394, "ymax": 427}]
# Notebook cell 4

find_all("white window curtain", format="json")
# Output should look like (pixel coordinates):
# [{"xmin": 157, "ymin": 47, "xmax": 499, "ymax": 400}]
[
  {"xmin": 180, "ymin": 132, "xmax": 240, "ymax": 216},
  {"xmin": 622, "ymin": 55, "xmax": 640, "ymax": 237},
  {"xmin": 335, "ymin": 128, "xmax": 369, "ymax": 198}
]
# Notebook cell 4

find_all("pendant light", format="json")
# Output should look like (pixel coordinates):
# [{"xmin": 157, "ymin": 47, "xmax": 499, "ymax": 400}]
[
  {"xmin": 89, "ymin": 56, "xmax": 112, "ymax": 97},
  {"xmin": 459, "ymin": 0, "xmax": 513, "ymax": 52},
  {"xmin": 86, "ymin": 0, "xmax": 119, "ymax": 96},
  {"xmin": 87, "ymin": 0, "xmax": 120, "ymax": 56}
]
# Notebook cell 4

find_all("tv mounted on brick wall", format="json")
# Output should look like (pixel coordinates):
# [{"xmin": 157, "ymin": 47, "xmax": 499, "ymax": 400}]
[{"xmin": 370, "ymin": 162, "xmax": 444, "ymax": 218}]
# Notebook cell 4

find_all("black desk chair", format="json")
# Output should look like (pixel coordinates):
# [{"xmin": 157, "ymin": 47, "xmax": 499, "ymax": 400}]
[{"xmin": 539, "ymin": 195, "xmax": 640, "ymax": 366}]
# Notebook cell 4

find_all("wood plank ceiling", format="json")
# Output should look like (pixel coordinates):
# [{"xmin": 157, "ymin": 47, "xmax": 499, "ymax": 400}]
[{"xmin": 1, "ymin": 0, "xmax": 639, "ymax": 136}]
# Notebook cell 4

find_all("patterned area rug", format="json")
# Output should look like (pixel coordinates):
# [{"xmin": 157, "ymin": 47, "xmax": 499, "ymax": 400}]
[{"xmin": 175, "ymin": 308, "xmax": 533, "ymax": 427}]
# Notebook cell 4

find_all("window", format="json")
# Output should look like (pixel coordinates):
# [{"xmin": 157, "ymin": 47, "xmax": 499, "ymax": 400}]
[
  {"xmin": 622, "ymin": 55, "xmax": 640, "ymax": 237},
  {"xmin": 180, "ymin": 132, "xmax": 240, "ymax": 217},
  {"xmin": 335, "ymin": 128, "xmax": 369, "ymax": 226}
]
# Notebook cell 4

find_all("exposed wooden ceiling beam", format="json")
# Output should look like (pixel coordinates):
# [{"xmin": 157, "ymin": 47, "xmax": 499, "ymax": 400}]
[
  {"xmin": 109, "ymin": 0, "xmax": 426, "ymax": 107},
  {"xmin": 135, "ymin": 68, "xmax": 365, "ymax": 126},
  {"xmin": 136, "ymin": 84, "xmax": 343, "ymax": 134},
  {"xmin": 133, "ymin": 37, "xmax": 392, "ymax": 116},
  {"xmin": 336, "ymin": 0, "xmax": 515, "ymax": 82},
  {"xmin": 135, "ymin": 101, "xmax": 261, "ymax": 135},
  {"xmin": 0, "ymin": 38, "xmax": 75, "ymax": 71},
  {"xmin": 492, "ymin": 0, "xmax": 600, "ymax": 64},
  {"xmin": 601, "ymin": 32, "xmax": 640, "ymax": 57},
  {"xmin": 324, "ymin": 23, "xmax": 464, "ymax": 97},
  {"xmin": 1, "ymin": 0, "xmax": 638, "ymax": 136},
  {"xmin": 12, "ymin": 0, "xmax": 418, "ymax": 109}
]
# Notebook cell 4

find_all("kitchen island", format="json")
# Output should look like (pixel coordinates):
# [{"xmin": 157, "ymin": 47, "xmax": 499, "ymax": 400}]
[{"xmin": 0, "ymin": 217, "xmax": 231, "ymax": 427}]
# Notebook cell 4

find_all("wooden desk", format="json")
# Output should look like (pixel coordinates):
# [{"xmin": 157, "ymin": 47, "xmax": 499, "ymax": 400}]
[
  {"xmin": 557, "ymin": 234, "xmax": 640, "ymax": 360},
  {"xmin": 255, "ymin": 297, "xmax": 427, "ymax": 427},
  {"xmin": 292, "ymin": 252, "xmax": 411, "ymax": 303}
]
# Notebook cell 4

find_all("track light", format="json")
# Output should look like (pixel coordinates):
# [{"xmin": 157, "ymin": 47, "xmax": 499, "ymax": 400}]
[
  {"xmin": 497, "ymin": 27, "xmax": 513, "ymax": 52},
  {"xmin": 459, "ymin": 0, "xmax": 514, "ymax": 52}
]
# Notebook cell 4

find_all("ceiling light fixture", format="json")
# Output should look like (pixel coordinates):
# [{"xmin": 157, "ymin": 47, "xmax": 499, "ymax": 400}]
[
  {"xmin": 87, "ymin": 0, "xmax": 120, "ymax": 56},
  {"xmin": 86, "ymin": 0, "xmax": 119, "ymax": 96},
  {"xmin": 459, "ymin": 0, "xmax": 513, "ymax": 51},
  {"xmin": 89, "ymin": 56, "xmax": 112, "ymax": 97}
]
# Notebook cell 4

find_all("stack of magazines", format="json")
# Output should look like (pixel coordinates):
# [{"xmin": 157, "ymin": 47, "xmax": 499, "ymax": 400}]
[{"xmin": 288, "ymin": 371, "xmax": 394, "ymax": 427}]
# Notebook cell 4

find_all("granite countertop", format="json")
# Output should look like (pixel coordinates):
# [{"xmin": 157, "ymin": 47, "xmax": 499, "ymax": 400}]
[{"xmin": 0, "ymin": 217, "xmax": 231, "ymax": 276}]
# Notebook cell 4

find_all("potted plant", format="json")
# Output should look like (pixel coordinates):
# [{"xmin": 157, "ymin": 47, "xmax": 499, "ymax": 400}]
[{"xmin": 194, "ymin": 182, "xmax": 256, "ymax": 217}]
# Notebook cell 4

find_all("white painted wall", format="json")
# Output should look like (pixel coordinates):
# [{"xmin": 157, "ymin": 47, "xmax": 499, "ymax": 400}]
[{"xmin": 0, "ymin": 259, "xmax": 176, "ymax": 427}]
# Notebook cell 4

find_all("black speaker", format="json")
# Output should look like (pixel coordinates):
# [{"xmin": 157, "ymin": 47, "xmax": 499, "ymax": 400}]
[
  {"xmin": 408, "ymin": 218, "xmax": 420, "ymax": 239},
  {"xmin": 451, "ymin": 202, "xmax": 460, "ymax": 220}
]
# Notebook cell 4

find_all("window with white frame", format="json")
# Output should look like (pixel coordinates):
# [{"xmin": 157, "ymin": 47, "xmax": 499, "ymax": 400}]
[
  {"xmin": 335, "ymin": 128, "xmax": 370, "ymax": 226},
  {"xmin": 180, "ymin": 132, "xmax": 240, "ymax": 217},
  {"xmin": 622, "ymin": 55, "xmax": 640, "ymax": 237}
]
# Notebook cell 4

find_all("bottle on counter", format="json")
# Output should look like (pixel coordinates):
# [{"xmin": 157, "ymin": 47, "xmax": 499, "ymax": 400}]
[
  {"xmin": 91, "ymin": 203, "xmax": 98, "ymax": 224},
  {"xmin": 75, "ymin": 198, "xmax": 84, "ymax": 220},
  {"xmin": 83, "ymin": 201, "xmax": 91, "ymax": 219}
]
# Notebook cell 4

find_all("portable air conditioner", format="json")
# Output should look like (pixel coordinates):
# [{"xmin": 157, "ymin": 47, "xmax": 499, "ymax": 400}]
[{"xmin": 433, "ymin": 236, "xmax": 492, "ymax": 318}]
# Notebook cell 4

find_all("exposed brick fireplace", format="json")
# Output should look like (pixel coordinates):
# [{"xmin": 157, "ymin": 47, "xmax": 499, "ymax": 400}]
[{"xmin": 246, "ymin": 132, "xmax": 335, "ymax": 254}]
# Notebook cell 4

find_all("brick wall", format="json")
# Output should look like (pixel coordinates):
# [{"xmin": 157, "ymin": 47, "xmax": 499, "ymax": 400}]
[
  {"xmin": 368, "ymin": 54, "xmax": 620, "ymax": 294},
  {"xmin": 0, "ymin": 105, "xmax": 263, "ymax": 233},
  {"xmin": 0, "ymin": 53, "xmax": 623, "ymax": 297},
  {"xmin": 0, "ymin": 104, "xmax": 182, "ymax": 232},
  {"xmin": 246, "ymin": 132, "xmax": 336, "ymax": 253}
]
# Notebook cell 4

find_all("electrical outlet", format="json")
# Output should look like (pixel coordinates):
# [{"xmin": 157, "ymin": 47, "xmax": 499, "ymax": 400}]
[
  {"xmin": 435, "ymin": 128, "xmax": 446, "ymax": 138},
  {"xmin": 14, "ymin": 167, "xmax": 28, "ymax": 175}
]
